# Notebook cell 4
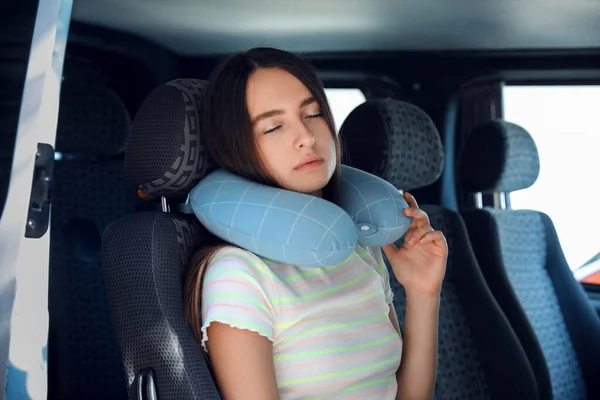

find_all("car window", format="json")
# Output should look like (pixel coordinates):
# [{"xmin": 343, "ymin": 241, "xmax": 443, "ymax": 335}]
[
  {"xmin": 503, "ymin": 85, "xmax": 600, "ymax": 274},
  {"xmin": 324, "ymin": 88, "xmax": 366, "ymax": 132}
]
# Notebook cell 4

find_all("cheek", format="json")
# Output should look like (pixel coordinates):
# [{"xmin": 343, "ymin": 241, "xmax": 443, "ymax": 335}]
[
  {"xmin": 256, "ymin": 137, "xmax": 290, "ymax": 180},
  {"xmin": 318, "ymin": 128, "xmax": 337, "ymax": 159},
  {"xmin": 316, "ymin": 131, "xmax": 338, "ymax": 174},
  {"xmin": 326, "ymin": 138, "xmax": 338, "ymax": 171},
  {"xmin": 312, "ymin": 119, "xmax": 334, "ymax": 145}
]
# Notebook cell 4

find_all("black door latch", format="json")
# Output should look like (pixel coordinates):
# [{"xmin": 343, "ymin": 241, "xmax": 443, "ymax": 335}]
[{"xmin": 25, "ymin": 143, "xmax": 53, "ymax": 238}]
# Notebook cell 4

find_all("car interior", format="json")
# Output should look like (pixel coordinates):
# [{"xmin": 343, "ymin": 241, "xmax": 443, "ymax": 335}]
[{"xmin": 2, "ymin": 0, "xmax": 600, "ymax": 399}]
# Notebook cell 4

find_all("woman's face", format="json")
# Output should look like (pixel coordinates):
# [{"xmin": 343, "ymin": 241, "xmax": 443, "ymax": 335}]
[{"xmin": 245, "ymin": 67, "xmax": 337, "ymax": 196}]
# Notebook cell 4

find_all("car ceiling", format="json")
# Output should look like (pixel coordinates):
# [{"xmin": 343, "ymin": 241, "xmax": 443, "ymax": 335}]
[{"xmin": 72, "ymin": 0, "xmax": 600, "ymax": 56}]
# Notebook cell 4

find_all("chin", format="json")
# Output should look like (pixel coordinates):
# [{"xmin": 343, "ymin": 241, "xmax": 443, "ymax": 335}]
[{"xmin": 290, "ymin": 175, "xmax": 331, "ymax": 195}]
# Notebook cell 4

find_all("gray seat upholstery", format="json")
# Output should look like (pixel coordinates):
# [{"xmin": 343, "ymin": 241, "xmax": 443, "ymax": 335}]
[
  {"xmin": 102, "ymin": 79, "xmax": 221, "ymax": 399},
  {"xmin": 49, "ymin": 75, "xmax": 135, "ymax": 399},
  {"xmin": 459, "ymin": 120, "xmax": 600, "ymax": 400},
  {"xmin": 340, "ymin": 99, "xmax": 542, "ymax": 400}
]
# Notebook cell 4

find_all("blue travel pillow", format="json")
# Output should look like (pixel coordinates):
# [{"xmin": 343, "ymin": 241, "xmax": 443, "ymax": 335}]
[{"xmin": 189, "ymin": 165, "xmax": 412, "ymax": 267}]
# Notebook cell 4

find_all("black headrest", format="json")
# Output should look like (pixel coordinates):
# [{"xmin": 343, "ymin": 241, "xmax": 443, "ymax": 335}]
[
  {"xmin": 55, "ymin": 82, "xmax": 131, "ymax": 157},
  {"xmin": 458, "ymin": 120, "xmax": 540, "ymax": 193},
  {"xmin": 125, "ymin": 79, "xmax": 214, "ymax": 199},
  {"xmin": 340, "ymin": 99, "xmax": 444, "ymax": 191}
]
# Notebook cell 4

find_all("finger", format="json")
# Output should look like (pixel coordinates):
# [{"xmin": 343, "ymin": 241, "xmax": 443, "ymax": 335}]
[
  {"xmin": 403, "ymin": 192, "xmax": 419, "ymax": 209},
  {"xmin": 404, "ymin": 227, "xmax": 433, "ymax": 246},
  {"xmin": 403, "ymin": 207, "xmax": 430, "ymax": 228},
  {"xmin": 419, "ymin": 231, "xmax": 447, "ymax": 257},
  {"xmin": 419, "ymin": 231, "xmax": 447, "ymax": 247},
  {"xmin": 403, "ymin": 207, "xmax": 428, "ymax": 220}
]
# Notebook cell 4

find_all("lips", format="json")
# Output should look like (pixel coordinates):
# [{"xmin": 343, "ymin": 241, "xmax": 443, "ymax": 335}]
[{"xmin": 295, "ymin": 156, "xmax": 324, "ymax": 171}]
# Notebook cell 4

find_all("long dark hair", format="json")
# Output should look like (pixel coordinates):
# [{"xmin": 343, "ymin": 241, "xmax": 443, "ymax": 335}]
[{"xmin": 184, "ymin": 47, "xmax": 342, "ymax": 344}]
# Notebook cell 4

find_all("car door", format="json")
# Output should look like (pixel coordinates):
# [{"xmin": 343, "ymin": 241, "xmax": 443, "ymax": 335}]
[{"xmin": 0, "ymin": 0, "xmax": 72, "ymax": 399}]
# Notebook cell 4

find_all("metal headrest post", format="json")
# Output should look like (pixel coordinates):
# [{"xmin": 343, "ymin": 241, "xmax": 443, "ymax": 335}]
[
  {"xmin": 493, "ymin": 192, "xmax": 507, "ymax": 210},
  {"xmin": 160, "ymin": 197, "xmax": 170, "ymax": 213},
  {"xmin": 473, "ymin": 192, "xmax": 483, "ymax": 209}
]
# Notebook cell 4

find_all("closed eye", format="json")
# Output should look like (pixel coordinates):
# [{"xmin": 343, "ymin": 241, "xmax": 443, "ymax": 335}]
[
  {"xmin": 264, "ymin": 113, "xmax": 321, "ymax": 133},
  {"xmin": 265, "ymin": 124, "xmax": 283, "ymax": 134}
]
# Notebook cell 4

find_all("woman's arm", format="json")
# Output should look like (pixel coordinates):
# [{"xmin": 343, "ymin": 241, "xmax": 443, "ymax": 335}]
[
  {"xmin": 382, "ymin": 192, "xmax": 447, "ymax": 400},
  {"xmin": 206, "ymin": 322, "xmax": 280, "ymax": 400},
  {"xmin": 389, "ymin": 293, "xmax": 439, "ymax": 400}
]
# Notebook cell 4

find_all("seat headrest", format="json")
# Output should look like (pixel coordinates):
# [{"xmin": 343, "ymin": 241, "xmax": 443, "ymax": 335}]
[
  {"xmin": 458, "ymin": 120, "xmax": 540, "ymax": 193},
  {"xmin": 125, "ymin": 79, "xmax": 214, "ymax": 199},
  {"xmin": 56, "ymin": 82, "xmax": 131, "ymax": 157},
  {"xmin": 340, "ymin": 99, "xmax": 444, "ymax": 191}
]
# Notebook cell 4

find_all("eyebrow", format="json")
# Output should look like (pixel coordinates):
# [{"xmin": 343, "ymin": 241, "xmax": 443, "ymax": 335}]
[{"xmin": 251, "ymin": 96, "xmax": 317, "ymax": 125}]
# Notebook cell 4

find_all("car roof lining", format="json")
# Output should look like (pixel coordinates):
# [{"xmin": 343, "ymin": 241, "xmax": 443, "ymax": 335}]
[{"xmin": 72, "ymin": 0, "xmax": 600, "ymax": 56}]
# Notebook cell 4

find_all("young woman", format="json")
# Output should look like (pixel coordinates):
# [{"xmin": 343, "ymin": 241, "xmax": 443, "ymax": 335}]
[{"xmin": 185, "ymin": 47, "xmax": 447, "ymax": 400}]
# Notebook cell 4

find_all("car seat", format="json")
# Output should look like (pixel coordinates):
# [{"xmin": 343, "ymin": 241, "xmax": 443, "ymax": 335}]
[
  {"xmin": 341, "ymin": 99, "xmax": 545, "ymax": 400},
  {"xmin": 49, "ymin": 63, "xmax": 136, "ymax": 399},
  {"xmin": 102, "ymin": 79, "xmax": 221, "ymax": 400},
  {"xmin": 459, "ymin": 120, "xmax": 600, "ymax": 400}
]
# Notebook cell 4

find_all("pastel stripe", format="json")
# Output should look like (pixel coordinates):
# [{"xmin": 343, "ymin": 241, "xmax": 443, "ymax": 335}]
[
  {"xmin": 278, "ymin": 341, "xmax": 400, "ymax": 371},
  {"xmin": 276, "ymin": 322, "xmax": 392, "ymax": 353},
  {"xmin": 274, "ymin": 333, "xmax": 399, "ymax": 362},
  {"xmin": 279, "ymin": 281, "xmax": 379, "ymax": 313},
  {"xmin": 204, "ymin": 292, "xmax": 271, "ymax": 314},
  {"xmin": 204, "ymin": 316, "xmax": 272, "ymax": 339},
  {"xmin": 201, "ymin": 245, "xmax": 401, "ymax": 399},
  {"xmin": 278, "ymin": 358, "xmax": 399, "ymax": 387},
  {"xmin": 276, "ymin": 312, "xmax": 389, "ymax": 346},
  {"xmin": 276, "ymin": 270, "xmax": 374, "ymax": 303},
  {"xmin": 276, "ymin": 300, "xmax": 380, "ymax": 329}
]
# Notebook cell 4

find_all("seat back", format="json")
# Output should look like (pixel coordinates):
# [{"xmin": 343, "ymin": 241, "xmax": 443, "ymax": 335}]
[
  {"xmin": 49, "ymin": 67, "xmax": 135, "ymax": 399},
  {"xmin": 341, "ymin": 100, "xmax": 541, "ymax": 400},
  {"xmin": 102, "ymin": 79, "xmax": 221, "ymax": 399},
  {"xmin": 459, "ymin": 120, "xmax": 600, "ymax": 400}
]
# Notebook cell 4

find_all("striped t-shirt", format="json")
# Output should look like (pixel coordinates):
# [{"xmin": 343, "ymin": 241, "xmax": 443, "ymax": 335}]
[{"xmin": 201, "ymin": 244, "xmax": 403, "ymax": 399}]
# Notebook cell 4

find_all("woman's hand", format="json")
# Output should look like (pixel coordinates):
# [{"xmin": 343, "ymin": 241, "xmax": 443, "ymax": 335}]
[{"xmin": 382, "ymin": 192, "xmax": 448, "ymax": 297}]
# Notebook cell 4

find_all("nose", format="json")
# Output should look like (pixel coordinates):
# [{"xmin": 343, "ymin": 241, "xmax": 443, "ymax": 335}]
[{"xmin": 295, "ymin": 123, "xmax": 315, "ymax": 149}]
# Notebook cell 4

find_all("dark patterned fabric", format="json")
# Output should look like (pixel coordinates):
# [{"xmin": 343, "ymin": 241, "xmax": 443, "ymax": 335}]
[
  {"xmin": 346, "ymin": 100, "xmax": 538, "ymax": 399},
  {"xmin": 125, "ymin": 79, "xmax": 213, "ymax": 198},
  {"xmin": 386, "ymin": 206, "xmax": 538, "ymax": 400},
  {"xmin": 390, "ymin": 210, "xmax": 490, "ymax": 400},
  {"xmin": 172, "ymin": 217, "xmax": 208, "ymax": 267},
  {"xmin": 55, "ymin": 82, "xmax": 131, "ymax": 156},
  {"xmin": 488, "ymin": 209, "xmax": 587, "ymax": 399},
  {"xmin": 102, "ymin": 212, "xmax": 220, "ymax": 400},
  {"xmin": 49, "ymin": 80, "xmax": 136, "ymax": 399},
  {"xmin": 340, "ymin": 99, "xmax": 444, "ymax": 191},
  {"xmin": 461, "ymin": 209, "xmax": 553, "ymax": 400},
  {"xmin": 459, "ymin": 120, "xmax": 540, "ymax": 193}
]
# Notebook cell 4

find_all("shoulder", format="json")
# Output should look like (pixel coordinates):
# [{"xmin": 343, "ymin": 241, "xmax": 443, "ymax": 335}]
[
  {"xmin": 205, "ymin": 246, "xmax": 273, "ymax": 278},
  {"xmin": 200, "ymin": 246, "xmax": 278, "ymax": 351},
  {"xmin": 358, "ymin": 245, "xmax": 393, "ymax": 287},
  {"xmin": 202, "ymin": 245, "xmax": 277, "ymax": 298},
  {"xmin": 356, "ymin": 245, "xmax": 385, "ymax": 273},
  {"xmin": 356, "ymin": 245, "xmax": 394, "ymax": 303},
  {"xmin": 202, "ymin": 245, "xmax": 277, "ymax": 309}
]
